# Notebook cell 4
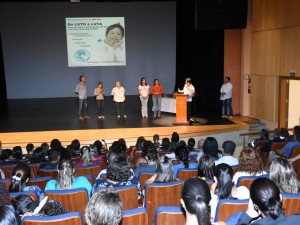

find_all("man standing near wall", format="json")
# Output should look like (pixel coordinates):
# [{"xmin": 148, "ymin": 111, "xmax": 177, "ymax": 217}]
[
  {"xmin": 75, "ymin": 75, "xmax": 90, "ymax": 120},
  {"xmin": 220, "ymin": 76, "xmax": 233, "ymax": 118}
]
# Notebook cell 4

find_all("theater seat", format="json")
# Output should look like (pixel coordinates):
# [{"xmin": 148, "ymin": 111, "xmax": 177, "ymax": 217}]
[
  {"xmin": 282, "ymin": 193, "xmax": 300, "ymax": 215},
  {"xmin": 153, "ymin": 206, "xmax": 185, "ymax": 225},
  {"xmin": 122, "ymin": 208, "xmax": 148, "ymax": 225},
  {"xmin": 214, "ymin": 199, "xmax": 249, "ymax": 222},
  {"xmin": 21, "ymin": 212, "xmax": 83, "ymax": 225}
]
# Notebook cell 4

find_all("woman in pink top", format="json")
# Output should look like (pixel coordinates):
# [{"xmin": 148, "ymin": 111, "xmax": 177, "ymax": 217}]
[{"xmin": 151, "ymin": 79, "xmax": 164, "ymax": 118}]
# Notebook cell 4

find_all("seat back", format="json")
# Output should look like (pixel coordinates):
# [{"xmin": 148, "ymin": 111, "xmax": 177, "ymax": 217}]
[
  {"xmin": 9, "ymin": 190, "xmax": 39, "ymax": 201},
  {"xmin": 214, "ymin": 199, "xmax": 249, "ymax": 222},
  {"xmin": 176, "ymin": 168, "xmax": 198, "ymax": 180},
  {"xmin": 44, "ymin": 188, "xmax": 88, "ymax": 219},
  {"xmin": 145, "ymin": 180, "xmax": 184, "ymax": 225},
  {"xmin": 254, "ymin": 141, "xmax": 269, "ymax": 149},
  {"xmin": 21, "ymin": 212, "xmax": 83, "ymax": 225},
  {"xmin": 133, "ymin": 151, "xmax": 142, "ymax": 165},
  {"xmin": 95, "ymin": 184, "xmax": 139, "ymax": 210},
  {"xmin": 38, "ymin": 168, "xmax": 58, "ymax": 179},
  {"xmin": 282, "ymin": 193, "xmax": 300, "ymax": 215},
  {"xmin": 75, "ymin": 165, "xmax": 101, "ymax": 179},
  {"xmin": 257, "ymin": 150, "xmax": 268, "ymax": 167},
  {"xmin": 28, "ymin": 163, "xmax": 42, "ymax": 178},
  {"xmin": 0, "ymin": 178, "xmax": 11, "ymax": 188},
  {"xmin": 231, "ymin": 165, "xmax": 239, "ymax": 175},
  {"xmin": 0, "ymin": 163, "xmax": 18, "ymax": 171},
  {"xmin": 154, "ymin": 206, "xmax": 185, "ymax": 225},
  {"xmin": 27, "ymin": 176, "xmax": 53, "ymax": 190},
  {"xmin": 139, "ymin": 172, "xmax": 156, "ymax": 191},
  {"xmin": 271, "ymin": 142, "xmax": 288, "ymax": 151},
  {"xmin": 291, "ymin": 146, "xmax": 300, "ymax": 180},
  {"xmin": 205, "ymin": 179, "xmax": 214, "ymax": 189},
  {"xmin": 236, "ymin": 174, "xmax": 269, "ymax": 189},
  {"xmin": 82, "ymin": 174, "xmax": 94, "ymax": 186},
  {"xmin": 122, "ymin": 208, "xmax": 148, "ymax": 225}
]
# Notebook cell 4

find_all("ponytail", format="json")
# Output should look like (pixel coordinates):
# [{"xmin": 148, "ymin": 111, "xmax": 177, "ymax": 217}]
[
  {"xmin": 175, "ymin": 146, "xmax": 189, "ymax": 168},
  {"xmin": 194, "ymin": 195, "xmax": 211, "ymax": 225},
  {"xmin": 9, "ymin": 172, "xmax": 22, "ymax": 192},
  {"xmin": 57, "ymin": 160, "xmax": 75, "ymax": 190},
  {"xmin": 9, "ymin": 163, "xmax": 31, "ymax": 192},
  {"xmin": 267, "ymin": 197, "xmax": 282, "ymax": 219}
]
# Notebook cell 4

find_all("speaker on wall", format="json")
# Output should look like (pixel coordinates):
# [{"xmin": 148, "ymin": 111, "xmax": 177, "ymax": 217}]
[{"xmin": 194, "ymin": 0, "xmax": 248, "ymax": 30}]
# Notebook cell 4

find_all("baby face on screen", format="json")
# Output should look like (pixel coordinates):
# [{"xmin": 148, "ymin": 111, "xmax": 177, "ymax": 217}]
[{"xmin": 104, "ymin": 23, "xmax": 124, "ymax": 49}]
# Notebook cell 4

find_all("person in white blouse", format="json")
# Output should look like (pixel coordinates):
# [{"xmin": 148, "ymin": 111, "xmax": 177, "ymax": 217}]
[
  {"xmin": 138, "ymin": 78, "xmax": 150, "ymax": 118},
  {"xmin": 178, "ymin": 78, "xmax": 195, "ymax": 121},
  {"xmin": 111, "ymin": 81, "xmax": 126, "ymax": 119},
  {"xmin": 220, "ymin": 76, "xmax": 233, "ymax": 118}
]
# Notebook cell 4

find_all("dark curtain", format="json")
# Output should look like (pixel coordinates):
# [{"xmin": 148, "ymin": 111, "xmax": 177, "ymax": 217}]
[
  {"xmin": 175, "ymin": 0, "xmax": 224, "ymax": 117},
  {"xmin": 0, "ymin": 32, "xmax": 7, "ymax": 104}
]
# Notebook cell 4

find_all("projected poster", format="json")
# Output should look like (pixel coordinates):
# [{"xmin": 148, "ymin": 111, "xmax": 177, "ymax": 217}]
[{"xmin": 66, "ymin": 17, "xmax": 126, "ymax": 67}]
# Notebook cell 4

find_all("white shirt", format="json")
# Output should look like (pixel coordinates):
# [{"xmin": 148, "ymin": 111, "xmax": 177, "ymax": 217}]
[
  {"xmin": 98, "ymin": 41, "xmax": 125, "ymax": 63},
  {"xmin": 233, "ymin": 171, "xmax": 267, "ymax": 186},
  {"xmin": 183, "ymin": 84, "xmax": 195, "ymax": 102},
  {"xmin": 111, "ymin": 86, "xmax": 125, "ymax": 102},
  {"xmin": 215, "ymin": 156, "xmax": 239, "ymax": 166},
  {"xmin": 220, "ymin": 82, "xmax": 233, "ymax": 100},
  {"xmin": 138, "ymin": 85, "xmax": 150, "ymax": 97}
]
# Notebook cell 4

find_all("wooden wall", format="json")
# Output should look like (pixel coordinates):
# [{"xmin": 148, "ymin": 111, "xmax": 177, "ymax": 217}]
[{"xmin": 250, "ymin": 0, "xmax": 300, "ymax": 122}]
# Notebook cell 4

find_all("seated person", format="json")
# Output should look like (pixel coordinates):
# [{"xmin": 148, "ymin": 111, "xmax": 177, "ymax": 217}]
[
  {"xmin": 39, "ymin": 148, "xmax": 60, "ymax": 169},
  {"xmin": 93, "ymin": 156, "xmax": 141, "ymax": 199},
  {"xmin": 145, "ymin": 156, "xmax": 177, "ymax": 185},
  {"xmin": 12, "ymin": 146, "xmax": 24, "ymax": 161},
  {"xmin": 233, "ymin": 146, "xmax": 267, "ymax": 186},
  {"xmin": 76, "ymin": 146, "xmax": 99, "ymax": 166},
  {"xmin": 210, "ymin": 163, "xmax": 249, "ymax": 221},
  {"xmin": 215, "ymin": 140, "xmax": 239, "ymax": 166},
  {"xmin": 0, "ymin": 182, "xmax": 10, "ymax": 205},
  {"xmin": 236, "ymin": 178, "xmax": 300, "ymax": 225},
  {"xmin": 45, "ymin": 159, "xmax": 92, "ymax": 198},
  {"xmin": 198, "ymin": 154, "xmax": 215, "ymax": 180},
  {"xmin": 0, "ymin": 205, "xmax": 18, "ymax": 225},
  {"xmin": 30, "ymin": 147, "xmax": 47, "ymax": 163},
  {"xmin": 134, "ymin": 142, "xmax": 158, "ymax": 178},
  {"xmin": 86, "ymin": 188, "xmax": 122, "ymax": 225},
  {"xmin": 273, "ymin": 130, "xmax": 300, "ymax": 158},
  {"xmin": 173, "ymin": 145, "xmax": 198, "ymax": 177},
  {"xmin": 9, "ymin": 163, "xmax": 43, "ymax": 201},
  {"xmin": 260, "ymin": 128, "xmax": 289, "ymax": 153}
]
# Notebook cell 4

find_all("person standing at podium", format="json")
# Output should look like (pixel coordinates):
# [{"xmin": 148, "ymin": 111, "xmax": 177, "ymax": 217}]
[{"xmin": 178, "ymin": 78, "xmax": 195, "ymax": 121}]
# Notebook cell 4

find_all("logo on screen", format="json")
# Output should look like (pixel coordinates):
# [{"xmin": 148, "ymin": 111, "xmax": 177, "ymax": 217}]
[{"xmin": 74, "ymin": 49, "xmax": 91, "ymax": 62}]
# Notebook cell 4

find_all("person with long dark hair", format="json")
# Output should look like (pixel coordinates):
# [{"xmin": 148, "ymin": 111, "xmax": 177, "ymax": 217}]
[
  {"xmin": 210, "ymin": 163, "xmax": 249, "ymax": 221},
  {"xmin": 173, "ymin": 145, "xmax": 198, "ymax": 177},
  {"xmin": 94, "ymin": 81, "xmax": 105, "ymax": 120},
  {"xmin": 236, "ymin": 178, "xmax": 300, "ymax": 224}
]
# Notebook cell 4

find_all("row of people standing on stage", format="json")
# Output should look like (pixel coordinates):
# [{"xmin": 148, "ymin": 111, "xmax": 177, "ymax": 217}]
[{"xmin": 75, "ymin": 75, "xmax": 168, "ymax": 120}]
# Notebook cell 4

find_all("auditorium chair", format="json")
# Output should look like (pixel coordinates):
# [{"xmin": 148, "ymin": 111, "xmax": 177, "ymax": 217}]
[
  {"xmin": 21, "ymin": 212, "xmax": 83, "ymax": 225},
  {"xmin": 176, "ymin": 168, "xmax": 198, "ymax": 180},
  {"xmin": 236, "ymin": 174, "xmax": 269, "ymax": 189},
  {"xmin": 82, "ymin": 174, "xmax": 94, "ymax": 186},
  {"xmin": 122, "ymin": 208, "xmax": 148, "ymax": 225},
  {"xmin": 27, "ymin": 176, "xmax": 53, "ymax": 190},
  {"xmin": 214, "ymin": 199, "xmax": 249, "ymax": 222},
  {"xmin": 9, "ymin": 189, "xmax": 39, "ymax": 201},
  {"xmin": 205, "ymin": 179, "xmax": 214, "ymax": 189},
  {"xmin": 95, "ymin": 184, "xmax": 139, "ymax": 210},
  {"xmin": 153, "ymin": 206, "xmax": 185, "ymax": 225},
  {"xmin": 28, "ymin": 163, "xmax": 42, "ymax": 178},
  {"xmin": 44, "ymin": 188, "xmax": 89, "ymax": 220},
  {"xmin": 139, "ymin": 172, "xmax": 155, "ymax": 191},
  {"xmin": 75, "ymin": 165, "xmax": 101, "ymax": 180},
  {"xmin": 231, "ymin": 164, "xmax": 239, "ymax": 175},
  {"xmin": 144, "ymin": 180, "xmax": 184, "ymax": 225},
  {"xmin": 291, "ymin": 146, "xmax": 300, "ymax": 180},
  {"xmin": 271, "ymin": 142, "xmax": 288, "ymax": 151},
  {"xmin": 38, "ymin": 168, "xmax": 58, "ymax": 180},
  {"xmin": 133, "ymin": 150, "xmax": 142, "ymax": 165},
  {"xmin": 0, "ymin": 178, "xmax": 10, "ymax": 188},
  {"xmin": 282, "ymin": 193, "xmax": 300, "ymax": 215}
]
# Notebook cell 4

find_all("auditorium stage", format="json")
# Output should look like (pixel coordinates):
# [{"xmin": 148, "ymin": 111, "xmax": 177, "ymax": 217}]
[{"xmin": 0, "ymin": 97, "xmax": 249, "ymax": 147}]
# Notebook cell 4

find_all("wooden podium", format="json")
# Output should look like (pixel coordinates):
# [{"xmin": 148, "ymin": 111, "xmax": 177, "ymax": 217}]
[{"xmin": 173, "ymin": 93, "xmax": 189, "ymax": 125}]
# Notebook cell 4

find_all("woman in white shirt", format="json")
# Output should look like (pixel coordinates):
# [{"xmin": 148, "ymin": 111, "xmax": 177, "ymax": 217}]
[
  {"xmin": 138, "ymin": 78, "xmax": 150, "ymax": 118},
  {"xmin": 111, "ymin": 81, "xmax": 126, "ymax": 119}
]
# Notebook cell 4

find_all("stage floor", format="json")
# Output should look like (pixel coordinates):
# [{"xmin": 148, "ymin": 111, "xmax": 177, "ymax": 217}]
[
  {"xmin": 0, "ymin": 96, "xmax": 234, "ymax": 133},
  {"xmin": 0, "ymin": 97, "xmax": 249, "ymax": 148}
]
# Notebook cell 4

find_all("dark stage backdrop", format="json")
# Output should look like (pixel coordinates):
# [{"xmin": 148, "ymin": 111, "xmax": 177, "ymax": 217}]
[
  {"xmin": 0, "ymin": 2, "xmax": 176, "ymax": 99},
  {"xmin": 175, "ymin": 0, "xmax": 224, "ymax": 117}
]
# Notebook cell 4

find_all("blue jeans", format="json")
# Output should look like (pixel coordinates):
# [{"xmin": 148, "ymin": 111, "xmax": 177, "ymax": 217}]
[
  {"xmin": 96, "ymin": 100, "xmax": 104, "ymax": 116},
  {"xmin": 222, "ymin": 98, "xmax": 233, "ymax": 116},
  {"xmin": 79, "ymin": 98, "xmax": 87, "ymax": 117},
  {"xmin": 152, "ymin": 96, "xmax": 162, "ymax": 116}
]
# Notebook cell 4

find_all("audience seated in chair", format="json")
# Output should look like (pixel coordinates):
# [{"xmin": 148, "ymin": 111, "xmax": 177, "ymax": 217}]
[
  {"xmin": 134, "ymin": 141, "xmax": 158, "ymax": 178},
  {"xmin": 39, "ymin": 149, "xmax": 60, "ymax": 170},
  {"xmin": 181, "ymin": 177, "xmax": 225, "ymax": 225},
  {"xmin": 235, "ymin": 178, "xmax": 300, "ymax": 225},
  {"xmin": 45, "ymin": 159, "xmax": 92, "ymax": 198},
  {"xmin": 233, "ymin": 146, "xmax": 266, "ymax": 186},
  {"xmin": 197, "ymin": 154, "xmax": 215, "ymax": 180},
  {"xmin": 173, "ymin": 145, "xmax": 198, "ymax": 177},
  {"xmin": 76, "ymin": 146, "xmax": 99, "ymax": 166},
  {"xmin": 0, "ymin": 182, "xmax": 10, "ymax": 205},
  {"xmin": 9, "ymin": 163, "xmax": 43, "ymax": 201},
  {"xmin": 269, "ymin": 157, "xmax": 300, "ymax": 193},
  {"xmin": 215, "ymin": 140, "xmax": 238, "ymax": 166},
  {"xmin": 29, "ymin": 147, "xmax": 47, "ymax": 164},
  {"xmin": 85, "ymin": 188, "xmax": 122, "ymax": 225},
  {"xmin": 93, "ymin": 156, "xmax": 141, "ymax": 199},
  {"xmin": 210, "ymin": 163, "xmax": 249, "ymax": 221},
  {"xmin": 145, "ymin": 156, "xmax": 177, "ymax": 185},
  {"xmin": 260, "ymin": 128, "xmax": 289, "ymax": 153}
]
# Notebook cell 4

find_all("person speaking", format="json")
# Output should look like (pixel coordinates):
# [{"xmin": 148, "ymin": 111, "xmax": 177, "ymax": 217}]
[{"xmin": 178, "ymin": 78, "xmax": 195, "ymax": 121}]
